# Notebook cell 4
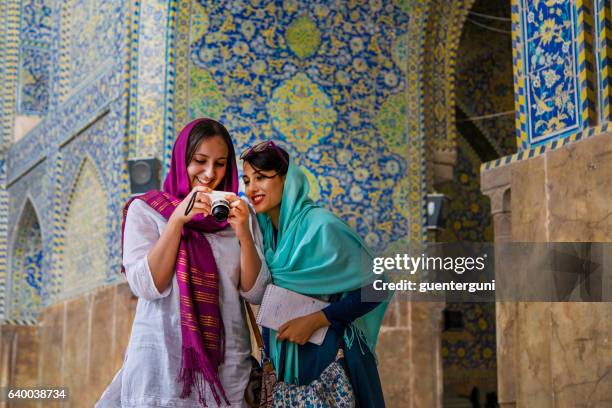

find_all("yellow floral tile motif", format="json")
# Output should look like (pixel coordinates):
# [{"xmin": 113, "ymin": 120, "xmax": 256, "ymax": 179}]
[
  {"xmin": 395, "ymin": 0, "xmax": 411, "ymax": 15},
  {"xmin": 190, "ymin": 2, "xmax": 210, "ymax": 46},
  {"xmin": 373, "ymin": 92, "xmax": 407, "ymax": 155},
  {"xmin": 285, "ymin": 14, "xmax": 321, "ymax": 59},
  {"xmin": 189, "ymin": 66, "xmax": 228, "ymax": 120},
  {"xmin": 268, "ymin": 72, "xmax": 337, "ymax": 151}
]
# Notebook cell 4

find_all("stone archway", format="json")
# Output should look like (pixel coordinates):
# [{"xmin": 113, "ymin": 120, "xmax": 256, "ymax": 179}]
[
  {"xmin": 400, "ymin": 0, "xmax": 479, "ymax": 243},
  {"xmin": 422, "ymin": 0, "xmax": 478, "ymax": 193},
  {"xmin": 420, "ymin": 0, "xmax": 515, "ymax": 405}
]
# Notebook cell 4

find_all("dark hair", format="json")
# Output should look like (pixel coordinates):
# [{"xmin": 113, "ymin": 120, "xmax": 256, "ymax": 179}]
[
  {"xmin": 241, "ymin": 142, "xmax": 290, "ymax": 176},
  {"xmin": 186, "ymin": 119, "xmax": 236, "ymax": 190}
]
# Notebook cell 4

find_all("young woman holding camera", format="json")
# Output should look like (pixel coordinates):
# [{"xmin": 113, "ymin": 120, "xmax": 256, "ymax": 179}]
[
  {"xmin": 97, "ymin": 119, "xmax": 270, "ymax": 408},
  {"xmin": 240, "ymin": 141, "xmax": 388, "ymax": 407}
]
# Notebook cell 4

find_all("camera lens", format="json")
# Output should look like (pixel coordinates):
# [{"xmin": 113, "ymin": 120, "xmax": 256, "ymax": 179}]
[{"xmin": 211, "ymin": 200, "xmax": 230, "ymax": 221}]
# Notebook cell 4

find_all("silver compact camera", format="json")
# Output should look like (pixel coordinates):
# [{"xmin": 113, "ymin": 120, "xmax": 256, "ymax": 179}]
[{"xmin": 208, "ymin": 191, "xmax": 231, "ymax": 221}]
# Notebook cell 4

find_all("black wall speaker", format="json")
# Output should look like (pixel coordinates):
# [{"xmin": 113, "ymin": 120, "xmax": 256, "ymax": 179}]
[
  {"xmin": 128, "ymin": 158, "xmax": 161, "ymax": 194},
  {"xmin": 426, "ymin": 193, "xmax": 449, "ymax": 231}
]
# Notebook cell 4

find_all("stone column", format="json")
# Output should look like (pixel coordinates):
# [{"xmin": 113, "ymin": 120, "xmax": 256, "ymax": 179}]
[
  {"xmin": 0, "ymin": 324, "xmax": 39, "ymax": 408},
  {"xmin": 433, "ymin": 149, "xmax": 458, "ymax": 186},
  {"xmin": 0, "ymin": 326, "xmax": 16, "ymax": 408},
  {"xmin": 481, "ymin": 133, "xmax": 612, "ymax": 407},
  {"xmin": 378, "ymin": 298, "xmax": 445, "ymax": 408},
  {"xmin": 481, "ymin": 165, "xmax": 516, "ymax": 408}
]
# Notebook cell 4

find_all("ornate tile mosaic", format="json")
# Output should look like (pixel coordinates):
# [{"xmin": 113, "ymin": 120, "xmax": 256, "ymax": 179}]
[
  {"xmin": 17, "ymin": 0, "xmax": 54, "ymax": 115},
  {"xmin": 2, "ymin": 0, "xmax": 131, "ymax": 314},
  {"xmin": 58, "ymin": 111, "xmax": 127, "ymax": 291},
  {"xmin": 422, "ymin": 0, "xmax": 476, "ymax": 156},
  {"xmin": 404, "ymin": 0, "xmax": 428, "ymax": 244},
  {"xmin": 161, "ymin": 0, "xmax": 185, "ymax": 173},
  {"xmin": 1, "ymin": 0, "xmax": 24, "ymax": 319},
  {"xmin": 516, "ymin": 0, "xmax": 587, "ymax": 146},
  {"xmin": 9, "ymin": 201, "xmax": 43, "ymax": 321},
  {"xmin": 130, "ymin": 0, "xmax": 169, "ymax": 159},
  {"xmin": 20, "ymin": 0, "xmax": 54, "ymax": 43},
  {"xmin": 179, "ymin": 0, "xmax": 410, "ymax": 250},
  {"xmin": 58, "ymin": 0, "xmax": 121, "ymax": 99},
  {"xmin": 7, "ymin": 161, "xmax": 52, "ymax": 317},
  {"xmin": 18, "ymin": 46, "xmax": 51, "ymax": 115},
  {"xmin": 62, "ymin": 159, "xmax": 109, "ymax": 298},
  {"xmin": 594, "ymin": 0, "xmax": 612, "ymax": 121},
  {"xmin": 438, "ymin": 136, "xmax": 494, "ymax": 243}
]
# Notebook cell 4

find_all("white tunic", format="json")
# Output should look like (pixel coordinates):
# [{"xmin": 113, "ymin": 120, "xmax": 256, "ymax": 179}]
[{"xmin": 96, "ymin": 199, "xmax": 270, "ymax": 408}]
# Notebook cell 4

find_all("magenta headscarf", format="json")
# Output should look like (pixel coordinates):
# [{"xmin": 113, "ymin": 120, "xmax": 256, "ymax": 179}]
[{"xmin": 121, "ymin": 118, "xmax": 238, "ymax": 406}]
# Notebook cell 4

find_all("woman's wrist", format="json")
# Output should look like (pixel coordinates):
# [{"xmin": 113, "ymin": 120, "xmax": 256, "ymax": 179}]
[
  {"xmin": 236, "ymin": 226, "xmax": 253, "ymax": 244},
  {"xmin": 312, "ymin": 311, "xmax": 330, "ymax": 329},
  {"xmin": 167, "ymin": 214, "xmax": 185, "ymax": 229}
]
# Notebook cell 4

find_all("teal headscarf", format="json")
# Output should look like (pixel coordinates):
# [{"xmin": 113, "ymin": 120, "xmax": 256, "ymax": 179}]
[{"xmin": 257, "ymin": 163, "xmax": 388, "ymax": 384}]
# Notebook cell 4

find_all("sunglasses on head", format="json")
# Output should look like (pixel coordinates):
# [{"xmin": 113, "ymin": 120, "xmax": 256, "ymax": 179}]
[{"xmin": 240, "ymin": 140, "xmax": 288, "ymax": 166}]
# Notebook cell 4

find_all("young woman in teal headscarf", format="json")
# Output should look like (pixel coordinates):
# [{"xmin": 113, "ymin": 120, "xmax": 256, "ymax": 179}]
[{"xmin": 240, "ymin": 141, "xmax": 389, "ymax": 407}]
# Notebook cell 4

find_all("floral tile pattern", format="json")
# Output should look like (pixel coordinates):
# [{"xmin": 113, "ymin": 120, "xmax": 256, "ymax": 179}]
[
  {"xmin": 17, "ymin": 0, "xmax": 54, "ymax": 115},
  {"xmin": 186, "ymin": 0, "xmax": 410, "ymax": 249},
  {"xmin": 10, "ymin": 201, "xmax": 43, "ymax": 321},
  {"xmin": 519, "ymin": 0, "xmax": 582, "ymax": 145}
]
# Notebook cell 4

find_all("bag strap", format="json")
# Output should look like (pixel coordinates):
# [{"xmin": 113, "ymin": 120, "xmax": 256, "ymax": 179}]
[
  {"xmin": 243, "ymin": 299, "xmax": 277, "ymax": 377},
  {"xmin": 243, "ymin": 299, "xmax": 265, "ymax": 351},
  {"xmin": 278, "ymin": 340, "xmax": 287, "ymax": 380}
]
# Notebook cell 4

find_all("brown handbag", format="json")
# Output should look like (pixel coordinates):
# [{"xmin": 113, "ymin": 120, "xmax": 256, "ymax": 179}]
[{"xmin": 243, "ymin": 300, "xmax": 276, "ymax": 408}]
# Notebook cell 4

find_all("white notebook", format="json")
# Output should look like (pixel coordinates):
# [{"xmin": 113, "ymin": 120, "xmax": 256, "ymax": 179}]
[{"xmin": 256, "ymin": 284, "xmax": 329, "ymax": 345}]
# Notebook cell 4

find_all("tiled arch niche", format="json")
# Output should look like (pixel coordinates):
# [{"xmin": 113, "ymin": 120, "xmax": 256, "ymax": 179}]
[
  {"xmin": 9, "ymin": 200, "xmax": 43, "ymax": 322},
  {"xmin": 61, "ymin": 158, "xmax": 109, "ymax": 299}
]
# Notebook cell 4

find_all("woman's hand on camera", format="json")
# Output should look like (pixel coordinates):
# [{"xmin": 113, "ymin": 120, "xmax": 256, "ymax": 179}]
[
  {"xmin": 226, "ymin": 194, "xmax": 251, "ymax": 242},
  {"xmin": 276, "ymin": 311, "xmax": 330, "ymax": 346},
  {"xmin": 170, "ymin": 186, "xmax": 212, "ymax": 225}
]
